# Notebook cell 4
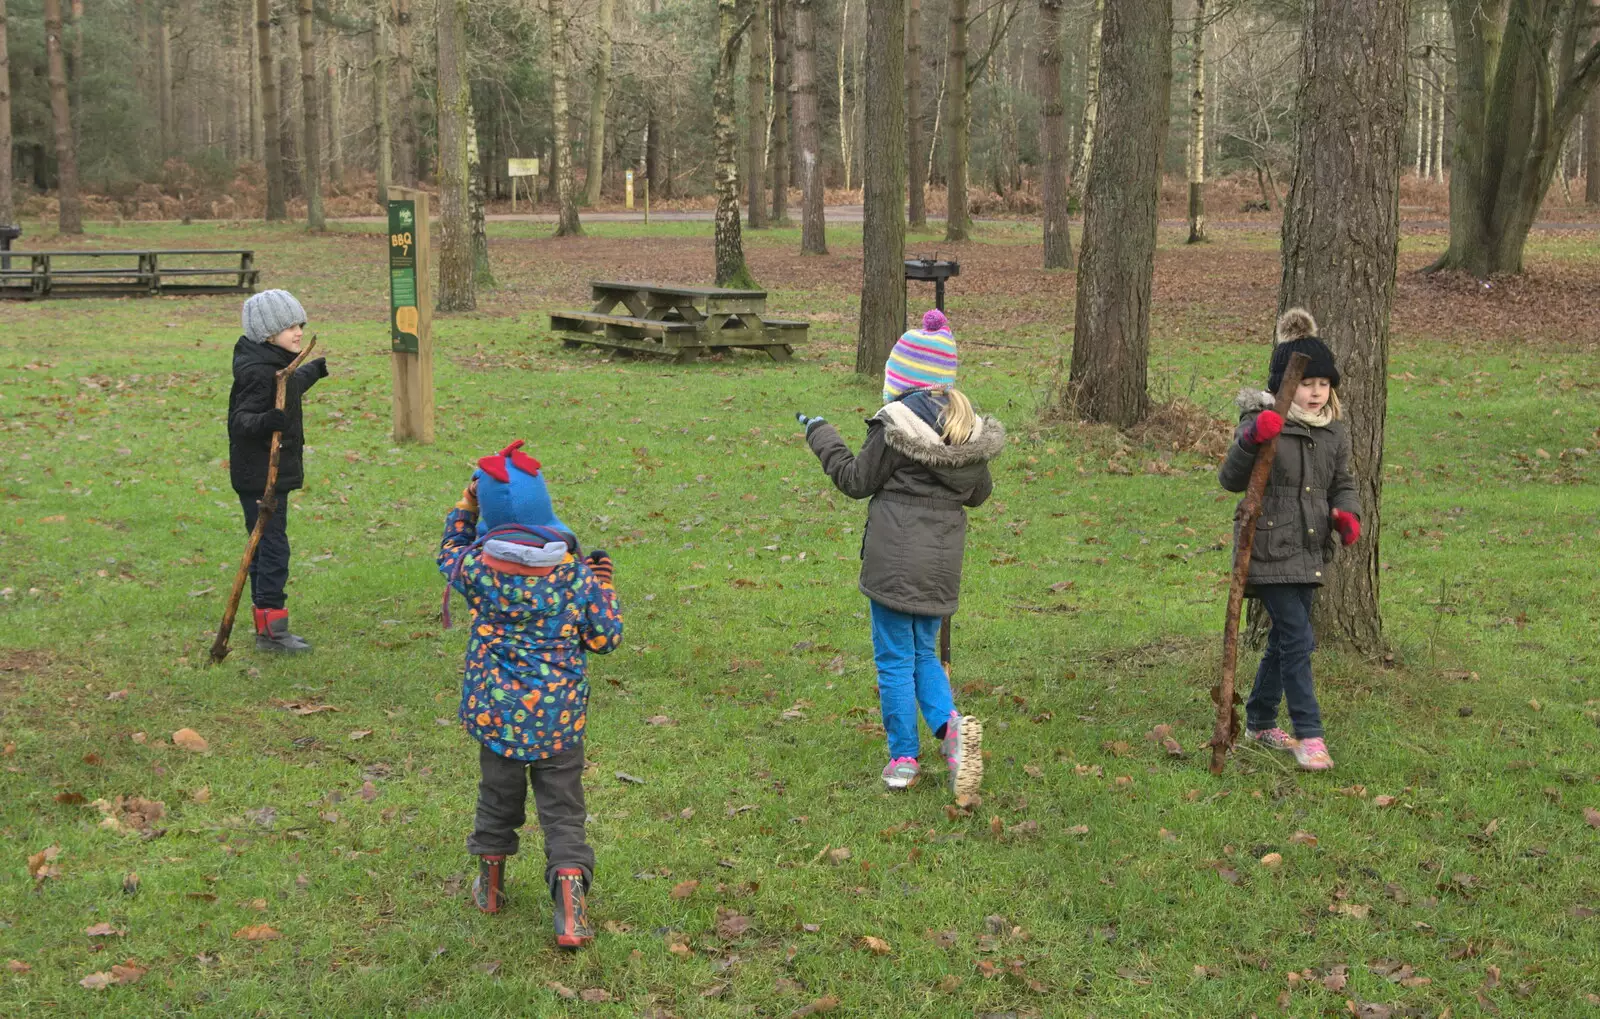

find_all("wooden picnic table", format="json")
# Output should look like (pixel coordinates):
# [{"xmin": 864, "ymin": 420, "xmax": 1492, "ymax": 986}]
[
  {"xmin": 551, "ymin": 280, "xmax": 808, "ymax": 363},
  {"xmin": 0, "ymin": 248, "xmax": 258, "ymax": 300}
]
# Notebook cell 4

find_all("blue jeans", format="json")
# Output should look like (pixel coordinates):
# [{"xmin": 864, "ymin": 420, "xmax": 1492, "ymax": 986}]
[
  {"xmin": 869, "ymin": 601, "xmax": 956, "ymax": 761},
  {"xmin": 1246, "ymin": 584, "xmax": 1323, "ymax": 739}
]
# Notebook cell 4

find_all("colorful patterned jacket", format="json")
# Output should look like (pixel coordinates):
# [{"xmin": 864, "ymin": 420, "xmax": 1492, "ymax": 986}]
[{"xmin": 438, "ymin": 507, "xmax": 623, "ymax": 760}]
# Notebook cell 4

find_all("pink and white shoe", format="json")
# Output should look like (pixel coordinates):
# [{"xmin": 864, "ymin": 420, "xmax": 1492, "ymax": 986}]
[
  {"xmin": 881, "ymin": 757, "xmax": 921, "ymax": 790},
  {"xmin": 1292, "ymin": 737, "xmax": 1334, "ymax": 771},
  {"xmin": 1245, "ymin": 727, "xmax": 1295, "ymax": 751}
]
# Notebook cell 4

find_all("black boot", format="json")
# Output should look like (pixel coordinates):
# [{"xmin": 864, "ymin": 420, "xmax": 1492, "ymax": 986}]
[
  {"xmin": 551, "ymin": 868, "xmax": 594, "ymax": 948},
  {"xmin": 472, "ymin": 855, "xmax": 509, "ymax": 914},
  {"xmin": 254, "ymin": 608, "xmax": 312, "ymax": 654}
]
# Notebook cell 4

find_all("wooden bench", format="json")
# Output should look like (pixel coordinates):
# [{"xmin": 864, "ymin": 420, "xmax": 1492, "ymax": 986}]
[
  {"xmin": 551, "ymin": 281, "xmax": 809, "ymax": 363},
  {"xmin": 0, "ymin": 249, "xmax": 258, "ymax": 300}
]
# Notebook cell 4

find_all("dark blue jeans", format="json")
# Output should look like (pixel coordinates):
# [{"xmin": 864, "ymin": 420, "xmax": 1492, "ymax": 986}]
[
  {"xmin": 1246, "ymin": 584, "xmax": 1323, "ymax": 739},
  {"xmin": 237, "ymin": 491, "xmax": 291, "ymax": 610}
]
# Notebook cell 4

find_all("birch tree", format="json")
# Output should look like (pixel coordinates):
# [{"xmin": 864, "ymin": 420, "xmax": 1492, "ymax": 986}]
[
  {"xmin": 1067, "ymin": 0, "xmax": 1101, "ymax": 209},
  {"xmin": 550, "ymin": 0, "xmax": 581, "ymax": 236},
  {"xmin": 1187, "ymin": 0, "xmax": 1207, "ymax": 243},
  {"xmin": 584, "ymin": 0, "xmax": 614, "ymax": 206},
  {"xmin": 713, "ymin": 0, "xmax": 755, "ymax": 286}
]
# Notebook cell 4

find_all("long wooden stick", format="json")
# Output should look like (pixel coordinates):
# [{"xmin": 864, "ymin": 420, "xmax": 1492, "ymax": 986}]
[
  {"xmin": 1209, "ymin": 350, "xmax": 1308, "ymax": 775},
  {"xmin": 209, "ymin": 337, "xmax": 317, "ymax": 665}
]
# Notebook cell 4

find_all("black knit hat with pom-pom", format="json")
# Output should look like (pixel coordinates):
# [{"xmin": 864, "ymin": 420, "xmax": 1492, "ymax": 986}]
[{"xmin": 1268, "ymin": 308, "xmax": 1340, "ymax": 392}]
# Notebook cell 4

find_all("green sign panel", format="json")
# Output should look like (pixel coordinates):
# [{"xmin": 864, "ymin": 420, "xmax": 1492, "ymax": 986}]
[{"xmin": 388, "ymin": 201, "xmax": 420, "ymax": 354}]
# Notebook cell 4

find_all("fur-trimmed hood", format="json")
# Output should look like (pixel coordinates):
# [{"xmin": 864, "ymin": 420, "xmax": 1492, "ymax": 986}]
[
  {"xmin": 875, "ymin": 400, "xmax": 1006, "ymax": 469},
  {"xmin": 1236, "ymin": 388, "xmax": 1276, "ymax": 413}
]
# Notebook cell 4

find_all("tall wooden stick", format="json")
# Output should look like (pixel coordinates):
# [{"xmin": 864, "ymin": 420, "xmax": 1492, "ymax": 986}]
[
  {"xmin": 1209, "ymin": 350, "xmax": 1308, "ymax": 775},
  {"xmin": 209, "ymin": 337, "xmax": 317, "ymax": 665}
]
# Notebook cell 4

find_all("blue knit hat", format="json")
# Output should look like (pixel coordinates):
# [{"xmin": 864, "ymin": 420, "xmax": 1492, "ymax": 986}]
[
  {"xmin": 473, "ymin": 440, "xmax": 573, "ymax": 540},
  {"xmin": 242, "ymin": 289, "xmax": 307, "ymax": 344}
]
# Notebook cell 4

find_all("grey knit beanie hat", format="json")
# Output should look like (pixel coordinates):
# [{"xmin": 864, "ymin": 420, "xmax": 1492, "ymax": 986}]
[{"xmin": 242, "ymin": 289, "xmax": 307, "ymax": 344}]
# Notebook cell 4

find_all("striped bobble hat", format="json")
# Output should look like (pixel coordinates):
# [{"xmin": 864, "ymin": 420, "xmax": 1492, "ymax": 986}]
[{"xmin": 882, "ymin": 309, "xmax": 958, "ymax": 402}]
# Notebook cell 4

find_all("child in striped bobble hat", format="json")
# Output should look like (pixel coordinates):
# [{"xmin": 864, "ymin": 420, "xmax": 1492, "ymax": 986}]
[{"xmin": 883, "ymin": 309, "xmax": 958, "ymax": 403}]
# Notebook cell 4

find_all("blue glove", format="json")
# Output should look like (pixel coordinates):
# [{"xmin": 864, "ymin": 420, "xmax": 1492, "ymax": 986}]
[{"xmin": 795, "ymin": 412, "xmax": 825, "ymax": 433}]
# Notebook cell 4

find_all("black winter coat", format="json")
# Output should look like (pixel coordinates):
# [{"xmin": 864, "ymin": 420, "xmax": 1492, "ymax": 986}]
[
  {"xmin": 227, "ymin": 337, "xmax": 323, "ymax": 494},
  {"xmin": 807, "ymin": 390, "xmax": 1005, "ymax": 616},
  {"xmin": 1218, "ymin": 389, "xmax": 1361, "ymax": 588}
]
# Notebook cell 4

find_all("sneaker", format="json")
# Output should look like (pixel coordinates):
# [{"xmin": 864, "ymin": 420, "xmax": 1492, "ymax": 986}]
[
  {"xmin": 551, "ymin": 868, "xmax": 594, "ymax": 949},
  {"xmin": 1292, "ymin": 737, "xmax": 1334, "ymax": 771},
  {"xmin": 881, "ymin": 757, "xmax": 920, "ymax": 790},
  {"xmin": 472, "ymin": 855, "xmax": 508, "ymax": 914},
  {"xmin": 942, "ymin": 712, "xmax": 984, "ymax": 797},
  {"xmin": 1245, "ymin": 727, "xmax": 1295, "ymax": 751}
]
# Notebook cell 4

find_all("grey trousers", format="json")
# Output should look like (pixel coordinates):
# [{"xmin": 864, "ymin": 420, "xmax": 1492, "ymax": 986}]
[{"xmin": 465, "ymin": 743, "xmax": 594, "ymax": 890}]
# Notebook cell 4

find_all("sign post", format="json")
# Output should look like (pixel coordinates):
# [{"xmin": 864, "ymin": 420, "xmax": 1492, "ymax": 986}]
[
  {"xmin": 625, "ymin": 170, "xmax": 634, "ymax": 210},
  {"xmin": 508, "ymin": 158, "xmax": 539, "ymax": 214},
  {"xmin": 387, "ymin": 187, "xmax": 434, "ymax": 444}
]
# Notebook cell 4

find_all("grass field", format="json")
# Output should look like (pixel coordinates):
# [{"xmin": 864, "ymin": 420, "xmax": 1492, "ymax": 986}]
[{"xmin": 1, "ymin": 217, "xmax": 1597, "ymax": 1018}]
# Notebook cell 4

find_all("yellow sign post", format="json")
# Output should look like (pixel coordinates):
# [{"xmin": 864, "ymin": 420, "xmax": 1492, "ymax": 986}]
[
  {"xmin": 387, "ymin": 187, "xmax": 434, "ymax": 444},
  {"xmin": 625, "ymin": 170, "xmax": 634, "ymax": 210}
]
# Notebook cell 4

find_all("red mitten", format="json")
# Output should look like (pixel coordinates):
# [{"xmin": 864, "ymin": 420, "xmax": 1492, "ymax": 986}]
[
  {"xmin": 1246, "ymin": 410, "xmax": 1283, "ymax": 447},
  {"xmin": 1330, "ymin": 509, "xmax": 1360, "ymax": 546}
]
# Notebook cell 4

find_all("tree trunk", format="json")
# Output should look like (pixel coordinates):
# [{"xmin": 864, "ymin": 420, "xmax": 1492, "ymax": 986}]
[
  {"xmin": 1587, "ymin": 87, "xmax": 1600, "ymax": 204},
  {"xmin": 394, "ymin": 0, "xmax": 418, "ymax": 185},
  {"xmin": 714, "ymin": 0, "xmax": 754, "ymax": 286},
  {"xmin": 1186, "ymin": 0, "xmax": 1207, "ymax": 243},
  {"xmin": 329, "ymin": 65, "xmax": 345, "ymax": 188},
  {"xmin": 583, "ymin": 0, "xmax": 614, "ymax": 207},
  {"xmin": 944, "ymin": 0, "xmax": 968, "ymax": 240},
  {"xmin": 467, "ymin": 97, "xmax": 492, "ymax": 285},
  {"xmin": 44, "ymin": 0, "xmax": 81, "ymax": 234},
  {"xmin": 1062, "ymin": 0, "xmax": 1170, "ymax": 427},
  {"xmin": 298, "ymin": 0, "xmax": 325, "ymax": 230},
  {"xmin": 1280, "ymin": 0, "xmax": 1406, "ymax": 654},
  {"xmin": 855, "ymin": 0, "xmax": 905, "ymax": 376},
  {"xmin": 905, "ymin": 0, "xmax": 925, "ymax": 229},
  {"xmin": 0, "ymin": 0, "xmax": 13, "ymax": 229},
  {"xmin": 69, "ymin": 0, "xmax": 81, "ymax": 141},
  {"xmin": 771, "ymin": 0, "xmax": 790, "ymax": 222},
  {"xmin": 550, "ymin": 0, "xmax": 581, "ymax": 236},
  {"xmin": 247, "ymin": 5, "xmax": 261, "ymax": 162},
  {"xmin": 374, "ymin": 3, "xmax": 391, "ymax": 205},
  {"xmin": 1434, "ymin": 0, "xmax": 1600, "ymax": 275},
  {"xmin": 258, "ymin": 0, "xmax": 286, "ymax": 219},
  {"xmin": 158, "ymin": 8, "xmax": 173, "ymax": 158},
  {"xmin": 436, "ymin": 0, "xmax": 474, "ymax": 308},
  {"xmin": 1038, "ymin": 0, "xmax": 1071, "ymax": 268},
  {"xmin": 837, "ymin": 0, "xmax": 851, "ymax": 192},
  {"xmin": 1067, "ymin": 0, "xmax": 1102, "ymax": 209},
  {"xmin": 746, "ymin": 0, "xmax": 770, "ymax": 227},
  {"xmin": 794, "ymin": 0, "xmax": 825, "ymax": 253}
]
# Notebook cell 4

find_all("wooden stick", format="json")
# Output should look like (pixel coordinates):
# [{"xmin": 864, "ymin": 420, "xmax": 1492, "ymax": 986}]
[
  {"xmin": 1209, "ymin": 350, "xmax": 1308, "ymax": 775},
  {"xmin": 209, "ymin": 337, "xmax": 317, "ymax": 665}
]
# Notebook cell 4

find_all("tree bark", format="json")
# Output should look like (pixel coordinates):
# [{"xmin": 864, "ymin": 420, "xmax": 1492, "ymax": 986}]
[
  {"xmin": 837, "ymin": 0, "xmax": 852, "ymax": 192},
  {"xmin": 158, "ymin": 7, "xmax": 173, "ymax": 158},
  {"xmin": 258, "ymin": 0, "xmax": 286, "ymax": 219},
  {"xmin": 394, "ymin": 0, "xmax": 418, "ymax": 185},
  {"xmin": 1279, "ymin": 0, "xmax": 1407, "ymax": 654},
  {"xmin": 44, "ymin": 0, "xmax": 81, "ymax": 234},
  {"xmin": 944, "ymin": 0, "xmax": 969, "ymax": 240},
  {"xmin": 329, "ymin": 65, "xmax": 345, "ymax": 188},
  {"xmin": 856, "ymin": 0, "xmax": 906, "ymax": 376},
  {"xmin": 771, "ymin": 0, "xmax": 790, "ymax": 222},
  {"xmin": 69, "ymin": 0, "xmax": 81, "ymax": 141},
  {"xmin": 714, "ymin": 0, "xmax": 754, "ymax": 286},
  {"xmin": 1587, "ymin": 87, "xmax": 1600, "ymax": 204},
  {"xmin": 467, "ymin": 97, "xmax": 492, "ymax": 285},
  {"xmin": 550, "ymin": 0, "xmax": 581, "ymax": 236},
  {"xmin": 278, "ymin": 28, "xmax": 298, "ymax": 185},
  {"xmin": 583, "ymin": 0, "xmax": 614, "ymax": 207},
  {"xmin": 0, "ymin": 0, "xmax": 13, "ymax": 229},
  {"xmin": 746, "ymin": 0, "xmax": 770, "ymax": 227},
  {"xmin": 374, "ymin": 3, "xmax": 391, "ymax": 205},
  {"xmin": 298, "ymin": 0, "xmax": 325, "ymax": 230},
  {"xmin": 1062, "ymin": 0, "xmax": 1170, "ymax": 427},
  {"xmin": 906, "ymin": 0, "xmax": 925, "ymax": 229},
  {"xmin": 1067, "ymin": 0, "xmax": 1102, "ymax": 209},
  {"xmin": 436, "ymin": 0, "xmax": 474, "ymax": 308},
  {"xmin": 794, "ymin": 0, "xmax": 825, "ymax": 253},
  {"xmin": 1038, "ymin": 0, "xmax": 1071, "ymax": 268},
  {"xmin": 1434, "ymin": 0, "xmax": 1600, "ymax": 275},
  {"xmin": 1187, "ymin": 0, "xmax": 1207, "ymax": 243}
]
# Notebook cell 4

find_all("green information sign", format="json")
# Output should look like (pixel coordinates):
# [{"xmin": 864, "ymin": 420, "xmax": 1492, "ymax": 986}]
[{"xmin": 388, "ymin": 201, "xmax": 420, "ymax": 354}]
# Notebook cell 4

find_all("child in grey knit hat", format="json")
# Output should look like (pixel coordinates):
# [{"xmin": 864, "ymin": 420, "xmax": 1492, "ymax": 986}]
[{"xmin": 227, "ymin": 289, "xmax": 328, "ymax": 653}]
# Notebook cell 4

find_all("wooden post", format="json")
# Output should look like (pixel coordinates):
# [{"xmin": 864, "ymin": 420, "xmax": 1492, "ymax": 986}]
[
  {"xmin": 1209, "ymin": 351, "xmax": 1308, "ymax": 775},
  {"xmin": 387, "ymin": 186, "xmax": 435, "ymax": 443},
  {"xmin": 643, "ymin": 179, "xmax": 650, "ymax": 224}
]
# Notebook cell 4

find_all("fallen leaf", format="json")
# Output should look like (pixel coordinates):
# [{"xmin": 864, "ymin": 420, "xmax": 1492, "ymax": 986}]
[
  {"xmin": 858, "ymin": 935, "xmax": 892, "ymax": 955},
  {"xmin": 716, "ymin": 908, "xmax": 752, "ymax": 938},
  {"xmin": 7, "ymin": 960, "xmax": 31, "ymax": 973},
  {"xmin": 1584, "ymin": 806, "xmax": 1600, "ymax": 829},
  {"xmin": 616, "ymin": 771, "xmax": 646, "ymax": 785},
  {"xmin": 79, "ymin": 971, "xmax": 117, "ymax": 990},
  {"xmin": 929, "ymin": 928, "xmax": 959, "ymax": 948},
  {"xmin": 28, "ymin": 845, "xmax": 62, "ymax": 882},
  {"xmin": 359, "ymin": 781, "xmax": 379, "ymax": 803},
  {"xmin": 1288, "ymin": 830, "xmax": 1319, "ymax": 847},
  {"xmin": 105, "ymin": 689, "xmax": 129, "ymax": 702},
  {"xmin": 348, "ymin": 730, "xmax": 373, "ymax": 741},
  {"xmin": 666, "ymin": 933, "xmax": 693, "ymax": 957},
  {"xmin": 1374, "ymin": 795, "xmax": 1398, "ymax": 808},
  {"xmin": 1259, "ymin": 852, "xmax": 1283, "ymax": 869},
  {"xmin": 827, "ymin": 846, "xmax": 852, "ymax": 865},
  {"xmin": 172, "ymin": 728, "xmax": 209, "ymax": 753},
  {"xmin": 122, "ymin": 872, "xmax": 140, "ymax": 895},
  {"xmin": 789, "ymin": 996, "xmax": 840, "ymax": 1017},
  {"xmin": 109, "ymin": 960, "xmax": 146, "ymax": 985},
  {"xmin": 645, "ymin": 715, "xmax": 676, "ymax": 726},
  {"xmin": 54, "ymin": 791, "xmax": 86, "ymax": 805},
  {"xmin": 1322, "ymin": 965, "xmax": 1349, "ymax": 992},
  {"xmin": 231, "ymin": 924, "xmax": 282, "ymax": 941},
  {"xmin": 1066, "ymin": 824, "xmax": 1089, "ymax": 836},
  {"xmin": 670, "ymin": 879, "xmax": 699, "ymax": 900},
  {"xmin": 1329, "ymin": 902, "xmax": 1371, "ymax": 919},
  {"xmin": 1023, "ymin": 764, "xmax": 1044, "ymax": 779},
  {"xmin": 578, "ymin": 988, "xmax": 613, "ymax": 1002},
  {"xmin": 546, "ymin": 980, "xmax": 577, "ymax": 998},
  {"xmin": 84, "ymin": 923, "xmax": 125, "ymax": 937},
  {"xmin": 191, "ymin": 787, "xmax": 211, "ymax": 803}
]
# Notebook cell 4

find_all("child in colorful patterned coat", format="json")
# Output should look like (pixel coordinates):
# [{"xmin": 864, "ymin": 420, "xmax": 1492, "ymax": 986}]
[{"xmin": 438, "ymin": 440, "xmax": 623, "ymax": 947}]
